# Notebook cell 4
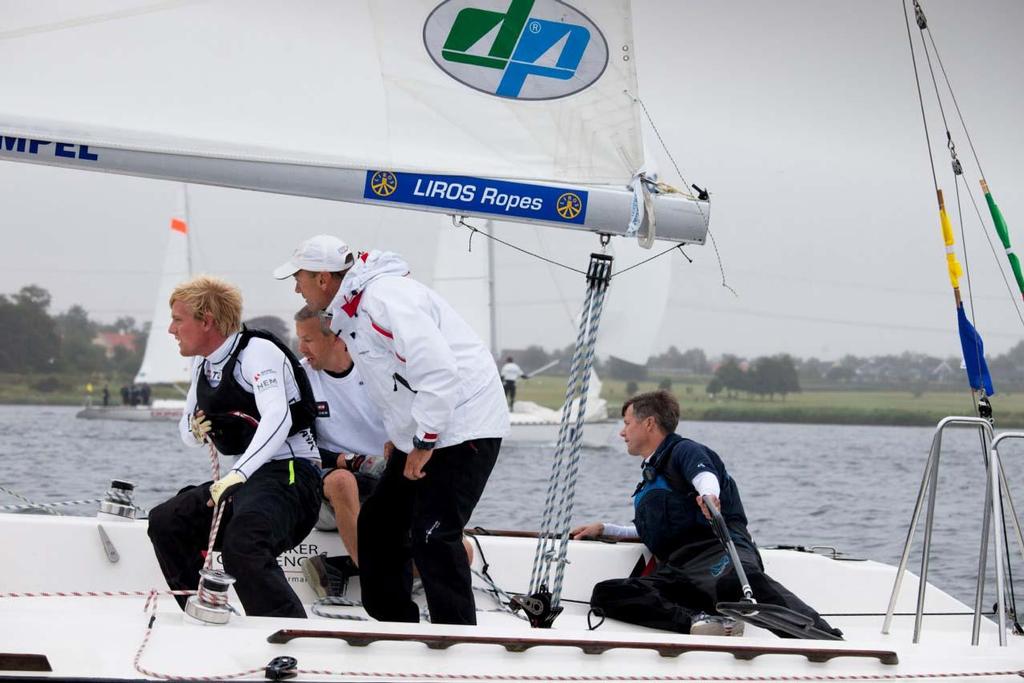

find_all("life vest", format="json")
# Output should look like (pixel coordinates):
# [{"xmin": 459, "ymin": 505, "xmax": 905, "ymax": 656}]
[
  {"xmin": 632, "ymin": 434, "xmax": 753, "ymax": 560},
  {"xmin": 195, "ymin": 328, "xmax": 318, "ymax": 456}
]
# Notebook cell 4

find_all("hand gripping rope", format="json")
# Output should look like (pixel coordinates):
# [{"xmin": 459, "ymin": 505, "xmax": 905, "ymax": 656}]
[{"xmin": 513, "ymin": 252, "xmax": 613, "ymax": 628}]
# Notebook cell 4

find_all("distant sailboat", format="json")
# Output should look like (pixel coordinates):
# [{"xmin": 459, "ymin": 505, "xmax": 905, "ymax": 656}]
[{"xmin": 76, "ymin": 186, "xmax": 192, "ymax": 422}]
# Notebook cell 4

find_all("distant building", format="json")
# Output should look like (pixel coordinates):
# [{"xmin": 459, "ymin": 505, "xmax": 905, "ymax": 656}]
[{"xmin": 93, "ymin": 332, "xmax": 137, "ymax": 358}]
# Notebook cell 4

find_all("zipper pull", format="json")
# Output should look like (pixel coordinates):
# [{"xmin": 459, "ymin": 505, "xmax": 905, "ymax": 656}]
[{"xmin": 393, "ymin": 373, "xmax": 398, "ymax": 392}]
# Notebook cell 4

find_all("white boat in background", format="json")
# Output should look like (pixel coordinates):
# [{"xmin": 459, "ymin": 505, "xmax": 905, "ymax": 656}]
[
  {"xmin": 1, "ymin": 0, "xmax": 1022, "ymax": 680},
  {"xmin": 75, "ymin": 187, "xmax": 192, "ymax": 423},
  {"xmin": 75, "ymin": 398, "xmax": 185, "ymax": 423}
]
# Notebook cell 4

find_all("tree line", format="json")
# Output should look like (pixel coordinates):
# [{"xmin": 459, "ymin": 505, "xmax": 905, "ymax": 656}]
[
  {"xmin": 0, "ymin": 285, "xmax": 145, "ymax": 375},
  {"xmin": 4, "ymin": 283, "xmax": 1024, "ymax": 395},
  {"xmin": 0, "ymin": 285, "xmax": 295, "ymax": 378}
]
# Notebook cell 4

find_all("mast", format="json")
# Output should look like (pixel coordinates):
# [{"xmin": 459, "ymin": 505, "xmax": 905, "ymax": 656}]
[
  {"xmin": 182, "ymin": 183, "xmax": 193, "ymax": 277},
  {"xmin": 486, "ymin": 220, "xmax": 498, "ymax": 359}
]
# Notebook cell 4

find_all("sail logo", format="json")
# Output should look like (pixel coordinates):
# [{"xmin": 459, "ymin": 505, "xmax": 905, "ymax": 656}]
[
  {"xmin": 369, "ymin": 171, "xmax": 398, "ymax": 197},
  {"xmin": 424, "ymin": 0, "xmax": 608, "ymax": 100}
]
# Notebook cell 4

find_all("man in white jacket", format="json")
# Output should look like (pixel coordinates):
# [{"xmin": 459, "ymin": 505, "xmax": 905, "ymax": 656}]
[{"xmin": 275, "ymin": 235, "xmax": 509, "ymax": 625}]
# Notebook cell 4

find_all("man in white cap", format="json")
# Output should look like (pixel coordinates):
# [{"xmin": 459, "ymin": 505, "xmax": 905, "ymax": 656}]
[{"xmin": 274, "ymin": 235, "xmax": 509, "ymax": 625}]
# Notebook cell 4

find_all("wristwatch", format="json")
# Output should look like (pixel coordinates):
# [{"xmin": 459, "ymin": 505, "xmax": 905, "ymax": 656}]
[{"xmin": 412, "ymin": 436, "xmax": 436, "ymax": 451}]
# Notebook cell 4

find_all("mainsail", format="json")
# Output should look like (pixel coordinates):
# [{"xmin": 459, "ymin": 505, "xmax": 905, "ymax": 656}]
[
  {"xmin": 0, "ymin": 0, "xmax": 708, "ymax": 242},
  {"xmin": 133, "ymin": 186, "xmax": 193, "ymax": 386}
]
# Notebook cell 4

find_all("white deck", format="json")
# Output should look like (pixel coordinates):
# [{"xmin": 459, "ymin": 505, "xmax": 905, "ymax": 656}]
[{"xmin": 1, "ymin": 513, "xmax": 1021, "ymax": 681}]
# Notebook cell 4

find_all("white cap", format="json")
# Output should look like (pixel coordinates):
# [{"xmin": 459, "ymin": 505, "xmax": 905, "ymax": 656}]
[{"xmin": 273, "ymin": 235, "xmax": 353, "ymax": 279}]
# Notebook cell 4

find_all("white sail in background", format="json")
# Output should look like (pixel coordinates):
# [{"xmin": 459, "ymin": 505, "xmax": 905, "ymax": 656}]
[
  {"xmin": 133, "ymin": 186, "xmax": 192, "ymax": 386},
  {"xmin": 432, "ymin": 222, "xmax": 494, "ymax": 353},
  {"xmin": 0, "ymin": 1, "xmax": 708, "ymax": 241}
]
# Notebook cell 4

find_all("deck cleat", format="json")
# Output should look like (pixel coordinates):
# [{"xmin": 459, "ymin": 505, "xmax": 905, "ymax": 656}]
[
  {"xmin": 185, "ymin": 569, "xmax": 237, "ymax": 624},
  {"xmin": 97, "ymin": 479, "xmax": 137, "ymax": 520}
]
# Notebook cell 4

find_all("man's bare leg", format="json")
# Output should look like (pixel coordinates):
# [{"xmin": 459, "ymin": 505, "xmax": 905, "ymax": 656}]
[{"xmin": 323, "ymin": 469, "xmax": 361, "ymax": 566}]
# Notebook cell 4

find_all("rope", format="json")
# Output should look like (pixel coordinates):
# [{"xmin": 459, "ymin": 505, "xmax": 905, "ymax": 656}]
[
  {"xmin": 454, "ymin": 217, "xmax": 697, "ymax": 284},
  {"xmin": 551, "ymin": 259, "xmax": 612, "ymax": 606},
  {"xmin": 280, "ymin": 670, "xmax": 1019, "ymax": 681},
  {"xmin": 0, "ymin": 485, "xmax": 62, "ymax": 515},
  {"xmin": 0, "ymin": 497, "xmax": 104, "ymax": 512},
  {"xmin": 528, "ymin": 278, "xmax": 598, "ymax": 596},
  {"xmin": 456, "ymin": 217, "xmax": 586, "ymax": 276},
  {"xmin": 0, "ymin": 481, "xmax": 149, "ymax": 515},
  {"xmin": 130, "ymin": 592, "xmax": 1024, "ymax": 683},
  {"xmin": 310, "ymin": 595, "xmax": 370, "ymax": 621},
  {"xmin": 527, "ymin": 255, "xmax": 612, "ymax": 614},
  {"xmin": 630, "ymin": 92, "xmax": 735, "ymax": 296},
  {"xmin": 0, "ymin": 589, "xmax": 193, "ymax": 599},
  {"xmin": 912, "ymin": 3, "xmax": 1024, "ymax": 326},
  {"xmin": 134, "ymin": 591, "xmax": 263, "ymax": 681},
  {"xmin": 612, "ymin": 244, "xmax": 692, "ymax": 278}
]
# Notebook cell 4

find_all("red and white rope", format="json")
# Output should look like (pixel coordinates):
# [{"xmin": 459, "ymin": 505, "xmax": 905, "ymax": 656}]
[
  {"xmin": 134, "ymin": 591, "xmax": 261, "ymax": 681},
  {"xmin": 130, "ymin": 594, "xmax": 1021, "ymax": 683},
  {"xmin": 0, "ymin": 589, "xmax": 193, "ymax": 599},
  {"xmin": 288, "ymin": 670, "xmax": 1023, "ymax": 682}
]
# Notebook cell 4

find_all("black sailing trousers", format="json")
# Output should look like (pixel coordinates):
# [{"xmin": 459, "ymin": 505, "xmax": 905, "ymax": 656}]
[
  {"xmin": 358, "ymin": 438, "xmax": 500, "ymax": 625},
  {"xmin": 147, "ymin": 458, "xmax": 321, "ymax": 618},
  {"xmin": 591, "ymin": 538, "xmax": 842, "ymax": 639}
]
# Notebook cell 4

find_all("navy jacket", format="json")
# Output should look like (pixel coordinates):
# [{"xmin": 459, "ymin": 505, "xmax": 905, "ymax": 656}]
[{"xmin": 632, "ymin": 433, "xmax": 754, "ymax": 560}]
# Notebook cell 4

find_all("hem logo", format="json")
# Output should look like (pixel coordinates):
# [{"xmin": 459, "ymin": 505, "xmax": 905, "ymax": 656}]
[{"xmin": 424, "ymin": 0, "xmax": 608, "ymax": 100}]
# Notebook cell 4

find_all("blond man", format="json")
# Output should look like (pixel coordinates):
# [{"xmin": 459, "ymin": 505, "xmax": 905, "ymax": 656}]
[{"xmin": 147, "ymin": 275, "xmax": 321, "ymax": 618}]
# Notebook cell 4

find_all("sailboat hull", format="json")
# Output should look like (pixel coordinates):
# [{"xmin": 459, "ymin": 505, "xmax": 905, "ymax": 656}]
[
  {"xmin": 0, "ymin": 511, "xmax": 1020, "ymax": 681},
  {"xmin": 75, "ymin": 402, "xmax": 184, "ymax": 423}
]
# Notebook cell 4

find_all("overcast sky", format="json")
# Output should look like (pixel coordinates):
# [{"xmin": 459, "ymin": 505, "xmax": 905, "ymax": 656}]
[{"xmin": 0, "ymin": 0, "xmax": 1021, "ymax": 362}]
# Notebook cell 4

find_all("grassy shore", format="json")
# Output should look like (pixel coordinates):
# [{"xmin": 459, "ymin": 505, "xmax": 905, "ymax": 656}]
[
  {"xmin": 515, "ymin": 375, "xmax": 1024, "ymax": 428},
  {"xmin": 2, "ymin": 372, "xmax": 1020, "ymax": 427},
  {"xmin": 0, "ymin": 373, "xmax": 184, "ymax": 406}
]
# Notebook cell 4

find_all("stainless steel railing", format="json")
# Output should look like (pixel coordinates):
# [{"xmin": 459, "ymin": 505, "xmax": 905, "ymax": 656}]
[{"xmin": 883, "ymin": 417, "xmax": 1023, "ymax": 646}]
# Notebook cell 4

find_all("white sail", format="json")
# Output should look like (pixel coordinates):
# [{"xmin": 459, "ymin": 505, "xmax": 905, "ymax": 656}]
[
  {"xmin": 133, "ymin": 186, "xmax": 192, "ymax": 386},
  {"xmin": 0, "ymin": 1, "xmax": 708, "ymax": 241},
  {"xmin": 432, "ymin": 222, "xmax": 494, "ymax": 353}
]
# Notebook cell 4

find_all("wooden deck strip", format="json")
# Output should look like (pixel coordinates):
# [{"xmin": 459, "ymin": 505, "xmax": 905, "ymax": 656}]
[{"xmin": 267, "ymin": 629, "xmax": 899, "ymax": 665}]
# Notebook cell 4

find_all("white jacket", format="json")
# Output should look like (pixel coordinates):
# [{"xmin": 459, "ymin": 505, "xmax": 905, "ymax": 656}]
[{"xmin": 328, "ymin": 251, "xmax": 509, "ymax": 452}]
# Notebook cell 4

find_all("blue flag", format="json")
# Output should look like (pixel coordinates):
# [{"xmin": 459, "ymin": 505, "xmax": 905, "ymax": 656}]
[{"xmin": 957, "ymin": 306, "xmax": 995, "ymax": 396}]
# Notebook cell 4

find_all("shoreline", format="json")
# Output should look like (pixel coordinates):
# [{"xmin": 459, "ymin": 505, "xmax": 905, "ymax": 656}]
[{"xmin": 7, "ymin": 397, "xmax": 1019, "ymax": 429}]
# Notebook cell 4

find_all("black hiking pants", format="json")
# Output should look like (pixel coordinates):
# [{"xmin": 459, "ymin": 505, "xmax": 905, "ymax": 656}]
[
  {"xmin": 148, "ymin": 458, "xmax": 321, "ymax": 618},
  {"xmin": 591, "ymin": 538, "xmax": 842, "ymax": 639},
  {"xmin": 358, "ymin": 438, "xmax": 500, "ymax": 625}
]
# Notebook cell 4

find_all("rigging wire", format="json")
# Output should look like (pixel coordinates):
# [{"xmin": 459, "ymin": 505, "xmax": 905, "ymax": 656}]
[
  {"xmin": 915, "ymin": 7, "xmax": 1024, "ymax": 327},
  {"xmin": 631, "ymin": 92, "xmax": 737, "ymax": 297},
  {"xmin": 904, "ymin": 0, "xmax": 983, "ymax": 408},
  {"xmin": 908, "ymin": 0, "xmax": 1022, "ymax": 626},
  {"xmin": 455, "ymin": 216, "xmax": 698, "ymax": 280},
  {"xmin": 456, "ymin": 217, "xmax": 585, "ymax": 276}
]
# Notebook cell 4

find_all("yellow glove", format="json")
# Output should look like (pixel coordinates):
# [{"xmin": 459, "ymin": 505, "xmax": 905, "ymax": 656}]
[
  {"xmin": 208, "ymin": 470, "xmax": 246, "ymax": 506},
  {"xmin": 189, "ymin": 411, "xmax": 212, "ymax": 443}
]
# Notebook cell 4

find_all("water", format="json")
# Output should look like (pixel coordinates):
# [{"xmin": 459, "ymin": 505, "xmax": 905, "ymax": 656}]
[{"xmin": 2, "ymin": 405, "xmax": 1021, "ymax": 606}]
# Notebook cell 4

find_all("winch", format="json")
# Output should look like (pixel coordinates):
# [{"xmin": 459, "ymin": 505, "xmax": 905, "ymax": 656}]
[
  {"xmin": 97, "ymin": 480, "xmax": 137, "ymax": 520},
  {"xmin": 185, "ymin": 568, "xmax": 237, "ymax": 624}
]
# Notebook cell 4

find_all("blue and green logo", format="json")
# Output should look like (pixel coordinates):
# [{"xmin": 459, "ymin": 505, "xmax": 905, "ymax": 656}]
[{"xmin": 424, "ymin": 0, "xmax": 608, "ymax": 100}]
